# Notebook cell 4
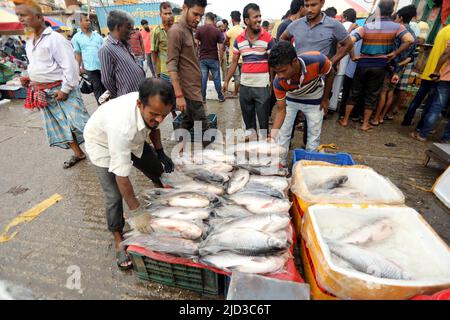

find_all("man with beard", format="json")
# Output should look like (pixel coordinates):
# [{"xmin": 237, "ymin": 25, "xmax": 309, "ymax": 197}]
[
  {"xmin": 99, "ymin": 10, "xmax": 145, "ymax": 99},
  {"xmin": 152, "ymin": 2, "xmax": 176, "ymax": 118},
  {"xmin": 84, "ymin": 78, "xmax": 175, "ymax": 271},
  {"xmin": 167, "ymin": 0, "xmax": 209, "ymax": 139},
  {"xmin": 140, "ymin": 19, "xmax": 156, "ymax": 77},
  {"xmin": 223, "ymin": 3, "xmax": 275, "ymax": 140}
]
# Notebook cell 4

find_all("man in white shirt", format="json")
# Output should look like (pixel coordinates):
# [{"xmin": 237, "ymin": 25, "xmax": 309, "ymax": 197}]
[
  {"xmin": 84, "ymin": 78, "xmax": 175, "ymax": 271},
  {"xmin": 15, "ymin": 1, "xmax": 90, "ymax": 169}
]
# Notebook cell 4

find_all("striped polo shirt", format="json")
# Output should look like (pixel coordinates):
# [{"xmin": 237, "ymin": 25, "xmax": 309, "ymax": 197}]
[
  {"xmin": 99, "ymin": 35, "xmax": 146, "ymax": 99},
  {"xmin": 233, "ymin": 28, "xmax": 275, "ymax": 87},
  {"xmin": 274, "ymin": 52, "xmax": 332, "ymax": 105},
  {"xmin": 354, "ymin": 18, "xmax": 407, "ymax": 68}
]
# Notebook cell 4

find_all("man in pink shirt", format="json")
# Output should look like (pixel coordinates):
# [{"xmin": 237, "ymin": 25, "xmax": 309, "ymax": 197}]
[{"xmin": 140, "ymin": 19, "xmax": 156, "ymax": 77}]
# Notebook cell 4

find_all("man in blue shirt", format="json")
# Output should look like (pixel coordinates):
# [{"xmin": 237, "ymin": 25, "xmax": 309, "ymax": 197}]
[{"xmin": 72, "ymin": 13, "xmax": 106, "ymax": 105}]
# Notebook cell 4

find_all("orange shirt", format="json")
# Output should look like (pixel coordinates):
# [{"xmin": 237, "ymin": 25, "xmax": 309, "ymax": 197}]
[{"xmin": 140, "ymin": 28, "xmax": 152, "ymax": 54}]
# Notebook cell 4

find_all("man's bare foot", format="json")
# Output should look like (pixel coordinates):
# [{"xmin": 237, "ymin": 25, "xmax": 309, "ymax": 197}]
[
  {"xmin": 338, "ymin": 119, "xmax": 348, "ymax": 127},
  {"xmin": 359, "ymin": 125, "xmax": 374, "ymax": 132},
  {"xmin": 411, "ymin": 132, "xmax": 427, "ymax": 142}
]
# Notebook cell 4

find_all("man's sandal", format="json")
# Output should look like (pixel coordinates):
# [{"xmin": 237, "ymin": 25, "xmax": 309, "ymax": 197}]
[
  {"xmin": 116, "ymin": 249, "xmax": 133, "ymax": 271},
  {"xmin": 63, "ymin": 155, "xmax": 86, "ymax": 169}
]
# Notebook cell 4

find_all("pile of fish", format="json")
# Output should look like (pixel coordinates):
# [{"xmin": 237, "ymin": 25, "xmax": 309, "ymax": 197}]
[
  {"xmin": 324, "ymin": 217, "xmax": 414, "ymax": 280},
  {"xmin": 310, "ymin": 175, "xmax": 365, "ymax": 198},
  {"xmin": 123, "ymin": 142, "xmax": 293, "ymax": 274}
]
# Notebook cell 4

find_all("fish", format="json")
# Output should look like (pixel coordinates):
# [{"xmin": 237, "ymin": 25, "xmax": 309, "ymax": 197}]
[
  {"xmin": 183, "ymin": 168, "xmax": 230, "ymax": 184},
  {"xmin": 201, "ymin": 252, "xmax": 289, "ymax": 274},
  {"xmin": 227, "ymin": 169, "xmax": 250, "ymax": 194},
  {"xmin": 176, "ymin": 181, "xmax": 225, "ymax": 195},
  {"xmin": 339, "ymin": 218, "xmax": 394, "ymax": 245},
  {"xmin": 182, "ymin": 163, "xmax": 233, "ymax": 173},
  {"xmin": 211, "ymin": 205, "xmax": 254, "ymax": 219},
  {"xmin": 230, "ymin": 141, "xmax": 288, "ymax": 156},
  {"xmin": 228, "ymin": 192, "xmax": 291, "ymax": 214},
  {"xmin": 249, "ymin": 175, "xmax": 289, "ymax": 192},
  {"xmin": 0, "ymin": 280, "xmax": 34, "ymax": 300},
  {"xmin": 211, "ymin": 213, "xmax": 291, "ymax": 234},
  {"xmin": 312, "ymin": 175, "xmax": 349, "ymax": 191},
  {"xmin": 199, "ymin": 228, "xmax": 289, "ymax": 256},
  {"xmin": 193, "ymin": 149, "xmax": 236, "ymax": 164},
  {"xmin": 160, "ymin": 171, "xmax": 195, "ymax": 187},
  {"xmin": 326, "ymin": 240, "xmax": 414, "ymax": 280},
  {"xmin": 236, "ymin": 165, "xmax": 289, "ymax": 177},
  {"xmin": 143, "ymin": 190, "xmax": 211, "ymax": 208},
  {"xmin": 241, "ymin": 182, "xmax": 286, "ymax": 199},
  {"xmin": 147, "ymin": 206, "xmax": 211, "ymax": 221},
  {"xmin": 149, "ymin": 218, "xmax": 204, "ymax": 240},
  {"xmin": 121, "ymin": 234, "xmax": 200, "ymax": 258}
]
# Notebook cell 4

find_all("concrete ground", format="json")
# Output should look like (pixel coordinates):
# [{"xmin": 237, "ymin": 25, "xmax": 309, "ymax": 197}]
[{"xmin": 0, "ymin": 92, "xmax": 448, "ymax": 300}]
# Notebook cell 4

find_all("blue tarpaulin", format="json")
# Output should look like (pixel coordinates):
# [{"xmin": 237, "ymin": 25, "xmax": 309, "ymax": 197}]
[{"xmin": 95, "ymin": 3, "xmax": 161, "ymax": 30}]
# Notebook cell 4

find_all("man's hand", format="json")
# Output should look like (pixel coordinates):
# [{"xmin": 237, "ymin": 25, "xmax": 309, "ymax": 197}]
[
  {"xmin": 156, "ymin": 148, "xmax": 174, "ymax": 173},
  {"xmin": 430, "ymin": 72, "xmax": 441, "ymax": 82},
  {"xmin": 351, "ymin": 55, "xmax": 360, "ymax": 62},
  {"xmin": 176, "ymin": 96, "xmax": 187, "ymax": 112},
  {"xmin": 320, "ymin": 98, "xmax": 330, "ymax": 115},
  {"xmin": 54, "ymin": 90, "xmax": 69, "ymax": 102},
  {"xmin": 79, "ymin": 66, "xmax": 86, "ymax": 75},
  {"xmin": 222, "ymin": 82, "xmax": 228, "ymax": 95},
  {"xmin": 268, "ymin": 129, "xmax": 278, "ymax": 142},
  {"xmin": 129, "ymin": 209, "xmax": 153, "ymax": 234},
  {"xmin": 386, "ymin": 52, "xmax": 397, "ymax": 61}
]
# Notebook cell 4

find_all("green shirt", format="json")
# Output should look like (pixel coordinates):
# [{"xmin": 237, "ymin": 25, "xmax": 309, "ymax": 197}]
[{"xmin": 152, "ymin": 24, "xmax": 168, "ymax": 77}]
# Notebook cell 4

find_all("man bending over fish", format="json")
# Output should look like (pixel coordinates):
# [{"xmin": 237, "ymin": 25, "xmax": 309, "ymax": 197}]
[
  {"xmin": 268, "ymin": 41, "xmax": 335, "ymax": 152},
  {"xmin": 84, "ymin": 78, "xmax": 175, "ymax": 270}
]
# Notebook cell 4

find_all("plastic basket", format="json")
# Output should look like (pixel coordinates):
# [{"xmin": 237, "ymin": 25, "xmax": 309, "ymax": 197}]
[
  {"xmin": 128, "ymin": 250, "xmax": 226, "ymax": 296},
  {"xmin": 293, "ymin": 149, "xmax": 355, "ymax": 166},
  {"xmin": 0, "ymin": 87, "xmax": 27, "ymax": 99}
]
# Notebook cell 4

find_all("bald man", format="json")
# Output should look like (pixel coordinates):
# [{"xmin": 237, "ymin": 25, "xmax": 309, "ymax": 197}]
[{"xmin": 15, "ymin": 1, "xmax": 90, "ymax": 169}]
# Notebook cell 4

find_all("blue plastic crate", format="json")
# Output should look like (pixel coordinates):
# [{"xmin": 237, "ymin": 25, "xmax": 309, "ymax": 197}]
[{"xmin": 293, "ymin": 149, "xmax": 355, "ymax": 166}]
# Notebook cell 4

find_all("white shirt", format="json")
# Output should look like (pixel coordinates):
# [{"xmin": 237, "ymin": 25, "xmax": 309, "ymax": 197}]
[
  {"xmin": 84, "ymin": 92, "xmax": 150, "ymax": 177},
  {"xmin": 338, "ymin": 22, "xmax": 354, "ymax": 76},
  {"xmin": 25, "ymin": 27, "xmax": 79, "ymax": 94}
]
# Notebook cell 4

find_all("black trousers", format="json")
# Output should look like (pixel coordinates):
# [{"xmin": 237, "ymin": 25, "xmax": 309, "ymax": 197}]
[
  {"xmin": 339, "ymin": 75, "xmax": 364, "ymax": 119},
  {"xmin": 86, "ymin": 69, "xmax": 106, "ymax": 105}
]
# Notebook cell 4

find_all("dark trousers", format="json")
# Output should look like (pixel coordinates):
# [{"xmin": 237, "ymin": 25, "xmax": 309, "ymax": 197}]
[
  {"xmin": 239, "ymin": 85, "xmax": 271, "ymax": 131},
  {"xmin": 86, "ymin": 70, "xmax": 106, "ymax": 105},
  {"xmin": 181, "ymin": 98, "xmax": 208, "ymax": 132},
  {"xmin": 94, "ymin": 143, "xmax": 163, "ymax": 233},
  {"xmin": 402, "ymin": 80, "xmax": 437, "ymax": 126}
]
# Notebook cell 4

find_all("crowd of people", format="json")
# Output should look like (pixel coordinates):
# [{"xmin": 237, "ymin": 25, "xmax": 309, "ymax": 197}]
[{"xmin": 11, "ymin": 0, "xmax": 450, "ymax": 270}]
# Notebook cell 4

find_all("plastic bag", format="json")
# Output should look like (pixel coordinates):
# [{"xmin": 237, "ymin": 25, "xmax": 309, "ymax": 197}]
[{"xmin": 79, "ymin": 74, "xmax": 93, "ymax": 94}]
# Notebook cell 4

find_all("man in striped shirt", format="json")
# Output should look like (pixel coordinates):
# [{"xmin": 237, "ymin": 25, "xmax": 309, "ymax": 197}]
[
  {"xmin": 99, "ymin": 10, "xmax": 145, "ymax": 99},
  {"xmin": 269, "ymin": 41, "xmax": 334, "ymax": 152},
  {"xmin": 339, "ymin": 0, "xmax": 414, "ymax": 131},
  {"xmin": 223, "ymin": 3, "xmax": 275, "ymax": 139}
]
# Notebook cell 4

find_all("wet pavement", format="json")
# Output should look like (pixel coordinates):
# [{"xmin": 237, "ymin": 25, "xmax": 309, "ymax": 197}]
[{"xmin": 0, "ymin": 92, "xmax": 448, "ymax": 300}]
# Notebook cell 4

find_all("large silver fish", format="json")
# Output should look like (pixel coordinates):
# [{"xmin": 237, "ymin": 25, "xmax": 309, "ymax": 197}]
[
  {"xmin": 339, "ymin": 218, "xmax": 394, "ymax": 245},
  {"xmin": 122, "ymin": 234, "xmax": 199, "ymax": 258},
  {"xmin": 143, "ymin": 190, "xmax": 211, "ymax": 208},
  {"xmin": 193, "ymin": 149, "xmax": 236, "ymax": 164},
  {"xmin": 228, "ymin": 192, "xmax": 291, "ymax": 214},
  {"xmin": 199, "ymin": 228, "xmax": 289, "ymax": 256},
  {"xmin": 211, "ymin": 213, "xmax": 290, "ymax": 234},
  {"xmin": 227, "ymin": 169, "xmax": 250, "ymax": 194},
  {"xmin": 201, "ymin": 252, "xmax": 289, "ymax": 274},
  {"xmin": 147, "ymin": 206, "xmax": 211, "ymax": 221},
  {"xmin": 326, "ymin": 240, "xmax": 414, "ymax": 280},
  {"xmin": 182, "ymin": 163, "xmax": 233, "ymax": 173},
  {"xmin": 249, "ymin": 175, "xmax": 289, "ymax": 193},
  {"xmin": 149, "ymin": 218, "xmax": 204, "ymax": 240},
  {"xmin": 212, "ymin": 205, "xmax": 254, "ymax": 219},
  {"xmin": 312, "ymin": 175, "xmax": 349, "ymax": 191},
  {"xmin": 241, "ymin": 181, "xmax": 286, "ymax": 199},
  {"xmin": 0, "ymin": 280, "xmax": 34, "ymax": 300},
  {"xmin": 183, "ymin": 168, "xmax": 230, "ymax": 184},
  {"xmin": 236, "ymin": 165, "xmax": 289, "ymax": 177},
  {"xmin": 231, "ymin": 141, "xmax": 288, "ymax": 155},
  {"xmin": 160, "ymin": 172, "xmax": 225, "ymax": 195}
]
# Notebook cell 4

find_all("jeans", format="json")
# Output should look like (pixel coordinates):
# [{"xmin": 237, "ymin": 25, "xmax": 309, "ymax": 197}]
[
  {"xmin": 239, "ymin": 85, "xmax": 271, "ymax": 131},
  {"xmin": 135, "ymin": 55, "xmax": 145, "ymax": 68},
  {"xmin": 200, "ymin": 59, "xmax": 224, "ymax": 101},
  {"xmin": 418, "ymin": 81, "xmax": 450, "ymax": 139},
  {"xmin": 278, "ymin": 100, "xmax": 324, "ymax": 151},
  {"xmin": 94, "ymin": 143, "xmax": 163, "ymax": 233},
  {"xmin": 402, "ymin": 80, "xmax": 436, "ymax": 126},
  {"xmin": 86, "ymin": 69, "xmax": 106, "ymax": 105}
]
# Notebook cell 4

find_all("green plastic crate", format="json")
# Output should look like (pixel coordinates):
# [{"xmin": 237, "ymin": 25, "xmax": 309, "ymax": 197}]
[{"xmin": 129, "ymin": 250, "xmax": 225, "ymax": 296}]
